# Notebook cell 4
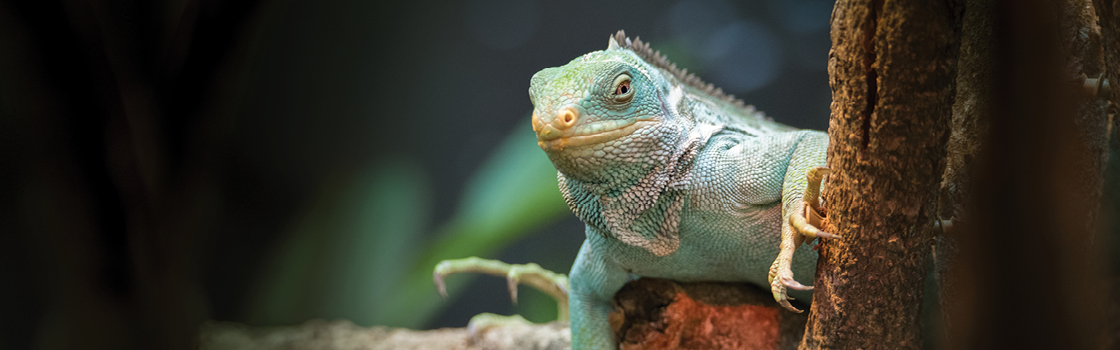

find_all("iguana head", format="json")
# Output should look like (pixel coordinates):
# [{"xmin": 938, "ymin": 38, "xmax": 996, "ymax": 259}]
[{"xmin": 529, "ymin": 31, "xmax": 702, "ymax": 183}]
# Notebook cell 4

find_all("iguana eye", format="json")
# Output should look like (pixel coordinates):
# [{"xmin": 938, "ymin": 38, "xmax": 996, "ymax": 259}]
[{"xmin": 612, "ymin": 74, "xmax": 633, "ymax": 102}]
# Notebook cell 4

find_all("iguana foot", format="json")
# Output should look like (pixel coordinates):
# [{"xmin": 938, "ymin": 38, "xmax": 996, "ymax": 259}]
[
  {"xmin": 433, "ymin": 257, "xmax": 570, "ymax": 322},
  {"xmin": 769, "ymin": 167, "xmax": 838, "ymax": 312},
  {"xmin": 792, "ymin": 166, "xmax": 836, "ymax": 239},
  {"xmin": 768, "ymin": 255, "xmax": 810, "ymax": 312},
  {"xmin": 466, "ymin": 313, "xmax": 534, "ymax": 334}
]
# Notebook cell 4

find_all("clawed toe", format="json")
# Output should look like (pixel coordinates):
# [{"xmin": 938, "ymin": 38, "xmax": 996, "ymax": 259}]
[
  {"xmin": 432, "ymin": 257, "xmax": 571, "ymax": 322},
  {"xmin": 433, "ymin": 262, "xmax": 452, "ymax": 298},
  {"xmin": 790, "ymin": 205, "xmax": 841, "ymax": 240},
  {"xmin": 781, "ymin": 275, "xmax": 813, "ymax": 291},
  {"xmin": 770, "ymin": 270, "xmax": 807, "ymax": 312},
  {"xmin": 798, "ymin": 166, "xmax": 837, "ymax": 240},
  {"xmin": 466, "ymin": 313, "xmax": 533, "ymax": 335},
  {"xmin": 778, "ymin": 299, "xmax": 802, "ymax": 313}
]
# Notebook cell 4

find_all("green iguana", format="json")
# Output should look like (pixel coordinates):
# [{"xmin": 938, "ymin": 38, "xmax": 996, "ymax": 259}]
[{"xmin": 435, "ymin": 30, "xmax": 836, "ymax": 350}]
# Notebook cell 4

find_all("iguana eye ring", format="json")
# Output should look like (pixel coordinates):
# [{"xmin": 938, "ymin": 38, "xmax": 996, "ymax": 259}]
[{"xmin": 612, "ymin": 74, "xmax": 633, "ymax": 102}]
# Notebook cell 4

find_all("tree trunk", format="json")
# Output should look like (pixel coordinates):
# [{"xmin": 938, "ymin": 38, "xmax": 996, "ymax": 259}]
[
  {"xmin": 940, "ymin": 0, "xmax": 1113, "ymax": 348},
  {"xmin": 1098, "ymin": 1, "xmax": 1120, "ymax": 344},
  {"xmin": 1092, "ymin": 5, "xmax": 1120, "ymax": 347},
  {"xmin": 934, "ymin": 0, "xmax": 995, "ymax": 345},
  {"xmin": 800, "ymin": 1, "xmax": 962, "ymax": 349}
]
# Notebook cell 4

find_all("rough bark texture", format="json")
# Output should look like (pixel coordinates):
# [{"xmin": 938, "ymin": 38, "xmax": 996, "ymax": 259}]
[
  {"xmin": 940, "ymin": 2, "xmax": 994, "ymax": 225},
  {"xmin": 941, "ymin": 0, "xmax": 1113, "ymax": 348},
  {"xmin": 802, "ymin": 0, "xmax": 961, "ymax": 349},
  {"xmin": 1092, "ymin": 0, "xmax": 1120, "ymax": 114}
]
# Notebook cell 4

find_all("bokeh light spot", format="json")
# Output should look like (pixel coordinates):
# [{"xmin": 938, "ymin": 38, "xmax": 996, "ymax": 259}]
[
  {"xmin": 776, "ymin": 0, "xmax": 833, "ymax": 34},
  {"xmin": 702, "ymin": 21, "xmax": 784, "ymax": 93}
]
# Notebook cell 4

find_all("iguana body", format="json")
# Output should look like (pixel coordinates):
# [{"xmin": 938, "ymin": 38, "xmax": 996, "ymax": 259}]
[{"xmin": 526, "ymin": 31, "xmax": 833, "ymax": 349}]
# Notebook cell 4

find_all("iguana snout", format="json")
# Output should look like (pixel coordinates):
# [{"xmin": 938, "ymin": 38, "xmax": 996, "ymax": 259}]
[
  {"xmin": 532, "ymin": 104, "xmax": 581, "ymax": 142},
  {"xmin": 531, "ymin": 105, "xmax": 653, "ymax": 152}
]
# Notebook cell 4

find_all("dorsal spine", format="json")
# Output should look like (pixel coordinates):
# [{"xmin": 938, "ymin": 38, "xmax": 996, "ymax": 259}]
[{"xmin": 611, "ymin": 30, "xmax": 751, "ymax": 110}]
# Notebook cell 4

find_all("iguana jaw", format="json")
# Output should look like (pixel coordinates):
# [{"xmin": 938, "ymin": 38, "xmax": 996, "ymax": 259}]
[{"xmin": 532, "ymin": 112, "xmax": 655, "ymax": 151}]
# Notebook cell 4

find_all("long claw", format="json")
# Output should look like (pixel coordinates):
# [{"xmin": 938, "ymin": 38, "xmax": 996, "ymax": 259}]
[
  {"xmin": 778, "ymin": 299, "xmax": 803, "ymax": 313},
  {"xmin": 433, "ymin": 262, "xmax": 449, "ymax": 299},
  {"xmin": 507, "ymin": 270, "xmax": 520, "ymax": 304},
  {"xmin": 815, "ymin": 230, "xmax": 841, "ymax": 240},
  {"xmin": 790, "ymin": 203, "xmax": 841, "ymax": 240},
  {"xmin": 782, "ymin": 276, "xmax": 814, "ymax": 291}
]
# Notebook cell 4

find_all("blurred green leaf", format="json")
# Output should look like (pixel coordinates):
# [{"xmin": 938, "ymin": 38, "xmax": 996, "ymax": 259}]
[
  {"xmin": 246, "ymin": 158, "xmax": 430, "ymax": 326},
  {"xmin": 382, "ymin": 119, "xmax": 569, "ymax": 328},
  {"xmin": 246, "ymin": 118, "xmax": 571, "ymax": 329}
]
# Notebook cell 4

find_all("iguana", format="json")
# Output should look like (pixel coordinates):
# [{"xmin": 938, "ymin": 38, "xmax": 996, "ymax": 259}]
[{"xmin": 435, "ymin": 30, "xmax": 836, "ymax": 350}]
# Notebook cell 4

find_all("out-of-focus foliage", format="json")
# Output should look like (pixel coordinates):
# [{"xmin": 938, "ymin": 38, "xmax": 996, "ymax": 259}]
[
  {"xmin": 246, "ymin": 157, "xmax": 430, "ymax": 326},
  {"xmin": 247, "ymin": 119, "xmax": 568, "ymax": 328}
]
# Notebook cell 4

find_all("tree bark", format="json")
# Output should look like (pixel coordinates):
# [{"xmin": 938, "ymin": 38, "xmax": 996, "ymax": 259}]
[
  {"xmin": 801, "ymin": 1, "xmax": 961, "ymax": 349},
  {"xmin": 611, "ymin": 279, "xmax": 807, "ymax": 350}
]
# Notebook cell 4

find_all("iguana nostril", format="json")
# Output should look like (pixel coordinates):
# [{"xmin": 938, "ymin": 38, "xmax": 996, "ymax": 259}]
[{"xmin": 555, "ymin": 106, "xmax": 579, "ymax": 129}]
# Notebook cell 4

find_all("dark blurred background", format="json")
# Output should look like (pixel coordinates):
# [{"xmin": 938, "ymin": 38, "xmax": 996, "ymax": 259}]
[{"xmin": 0, "ymin": 0, "xmax": 835, "ymax": 349}]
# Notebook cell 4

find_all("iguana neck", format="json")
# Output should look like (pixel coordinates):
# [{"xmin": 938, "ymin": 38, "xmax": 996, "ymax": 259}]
[{"xmin": 556, "ymin": 122, "xmax": 714, "ymax": 257}]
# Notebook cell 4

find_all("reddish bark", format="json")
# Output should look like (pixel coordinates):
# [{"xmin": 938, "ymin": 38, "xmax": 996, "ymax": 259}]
[{"xmin": 612, "ymin": 278, "xmax": 807, "ymax": 350}]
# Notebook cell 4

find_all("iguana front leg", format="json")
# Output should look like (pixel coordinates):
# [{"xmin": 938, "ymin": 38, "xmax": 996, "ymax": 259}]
[
  {"xmin": 568, "ymin": 235, "xmax": 630, "ymax": 350},
  {"xmin": 768, "ymin": 166, "xmax": 835, "ymax": 312},
  {"xmin": 769, "ymin": 139, "xmax": 837, "ymax": 312}
]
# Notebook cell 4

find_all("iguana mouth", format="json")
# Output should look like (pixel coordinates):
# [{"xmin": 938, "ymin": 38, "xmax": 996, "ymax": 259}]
[{"xmin": 532, "ymin": 114, "xmax": 655, "ymax": 151}]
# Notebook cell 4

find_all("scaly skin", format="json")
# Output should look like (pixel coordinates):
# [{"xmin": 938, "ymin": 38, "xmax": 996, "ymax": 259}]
[{"xmin": 525, "ymin": 31, "xmax": 836, "ymax": 349}]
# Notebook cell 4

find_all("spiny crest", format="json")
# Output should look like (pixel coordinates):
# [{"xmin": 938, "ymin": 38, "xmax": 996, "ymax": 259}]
[{"xmin": 608, "ymin": 30, "xmax": 750, "ymax": 110}]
